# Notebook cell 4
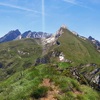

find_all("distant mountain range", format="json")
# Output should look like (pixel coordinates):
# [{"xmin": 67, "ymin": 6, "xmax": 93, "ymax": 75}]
[
  {"xmin": 0, "ymin": 29, "xmax": 51, "ymax": 43},
  {"xmin": 0, "ymin": 29, "xmax": 100, "ymax": 51},
  {"xmin": 0, "ymin": 29, "xmax": 21, "ymax": 43}
]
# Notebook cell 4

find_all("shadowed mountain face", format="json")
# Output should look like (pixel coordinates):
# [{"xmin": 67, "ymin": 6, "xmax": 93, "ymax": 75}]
[
  {"xmin": 0, "ymin": 29, "xmax": 21, "ymax": 43},
  {"xmin": 0, "ymin": 27, "xmax": 100, "ymax": 100}
]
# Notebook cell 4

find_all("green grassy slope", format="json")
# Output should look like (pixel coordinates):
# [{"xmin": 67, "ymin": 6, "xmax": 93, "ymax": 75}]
[
  {"xmin": 0, "ymin": 64, "xmax": 99, "ymax": 100},
  {"xmin": 0, "ymin": 38, "xmax": 42, "ymax": 81},
  {"xmin": 51, "ymin": 28, "xmax": 100, "ymax": 65}
]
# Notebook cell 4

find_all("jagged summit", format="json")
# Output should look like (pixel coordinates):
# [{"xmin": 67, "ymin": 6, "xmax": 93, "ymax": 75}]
[
  {"xmin": 61, "ymin": 24, "xmax": 67, "ymax": 29},
  {"xmin": 0, "ymin": 29, "xmax": 21, "ymax": 43},
  {"xmin": 88, "ymin": 36, "xmax": 100, "ymax": 51},
  {"xmin": 0, "ymin": 27, "xmax": 100, "ymax": 53}
]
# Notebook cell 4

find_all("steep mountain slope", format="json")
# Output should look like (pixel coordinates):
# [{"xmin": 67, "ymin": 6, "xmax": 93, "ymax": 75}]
[
  {"xmin": 47, "ymin": 27, "xmax": 100, "ymax": 65},
  {"xmin": 0, "ymin": 38, "xmax": 42, "ymax": 81}
]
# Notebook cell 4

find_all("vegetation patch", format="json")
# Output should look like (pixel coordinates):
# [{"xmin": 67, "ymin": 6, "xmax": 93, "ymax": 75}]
[
  {"xmin": 31, "ymin": 86, "xmax": 48, "ymax": 99},
  {"xmin": 58, "ymin": 62, "xmax": 71, "ymax": 69}
]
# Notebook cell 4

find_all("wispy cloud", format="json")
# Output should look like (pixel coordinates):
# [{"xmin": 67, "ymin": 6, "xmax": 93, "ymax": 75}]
[
  {"xmin": 0, "ymin": 2, "xmax": 42, "ymax": 14},
  {"xmin": 63, "ymin": 0, "xmax": 77, "ymax": 5},
  {"xmin": 62, "ymin": 0, "xmax": 93, "ymax": 10}
]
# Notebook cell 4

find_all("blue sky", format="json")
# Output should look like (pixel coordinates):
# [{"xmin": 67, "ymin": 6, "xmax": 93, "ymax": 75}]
[{"xmin": 0, "ymin": 0, "xmax": 100, "ymax": 40}]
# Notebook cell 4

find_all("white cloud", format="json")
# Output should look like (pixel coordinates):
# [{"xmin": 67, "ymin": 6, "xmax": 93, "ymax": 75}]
[{"xmin": 0, "ymin": 2, "xmax": 41, "ymax": 14}]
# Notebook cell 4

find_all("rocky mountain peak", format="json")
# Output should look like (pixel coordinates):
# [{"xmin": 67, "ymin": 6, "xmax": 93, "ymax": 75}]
[
  {"xmin": 0, "ymin": 30, "xmax": 51, "ymax": 43},
  {"xmin": 61, "ymin": 24, "xmax": 67, "ymax": 29},
  {"xmin": 22, "ymin": 30, "xmax": 32, "ymax": 38},
  {"xmin": 88, "ymin": 36, "xmax": 95, "ymax": 41},
  {"xmin": 0, "ymin": 29, "xmax": 21, "ymax": 43},
  {"xmin": 7, "ymin": 29, "xmax": 21, "ymax": 35},
  {"xmin": 88, "ymin": 36, "xmax": 100, "ymax": 51}
]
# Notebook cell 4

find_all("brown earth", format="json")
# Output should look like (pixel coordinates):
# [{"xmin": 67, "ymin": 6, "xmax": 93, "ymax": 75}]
[{"xmin": 40, "ymin": 79, "xmax": 60, "ymax": 100}]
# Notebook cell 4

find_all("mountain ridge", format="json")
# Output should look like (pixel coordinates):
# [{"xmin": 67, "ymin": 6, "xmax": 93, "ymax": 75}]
[
  {"xmin": 0, "ymin": 27, "xmax": 100, "ymax": 53},
  {"xmin": 0, "ymin": 26, "xmax": 100, "ymax": 99},
  {"xmin": 0, "ymin": 29, "xmax": 21, "ymax": 43},
  {"xmin": 0, "ymin": 29, "xmax": 51, "ymax": 43}
]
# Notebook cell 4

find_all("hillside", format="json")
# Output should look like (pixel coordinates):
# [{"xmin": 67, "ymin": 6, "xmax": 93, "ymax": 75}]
[
  {"xmin": 0, "ymin": 38, "xmax": 42, "ymax": 81},
  {"xmin": 48, "ymin": 27, "xmax": 100, "ymax": 65},
  {"xmin": 0, "ymin": 27, "xmax": 100, "ymax": 100},
  {"xmin": 0, "ymin": 64, "xmax": 100, "ymax": 100},
  {"xmin": 39, "ymin": 27, "xmax": 100, "ymax": 91}
]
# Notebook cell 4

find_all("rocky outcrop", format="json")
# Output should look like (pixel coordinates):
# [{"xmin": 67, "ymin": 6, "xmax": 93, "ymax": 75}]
[
  {"xmin": 35, "ymin": 51, "xmax": 61, "ymax": 65},
  {"xmin": 22, "ymin": 31, "xmax": 51, "ymax": 39},
  {"xmin": 35, "ymin": 56, "xmax": 50, "ymax": 66},
  {"xmin": 88, "ymin": 36, "xmax": 100, "ymax": 51},
  {"xmin": 71, "ymin": 64, "xmax": 100, "ymax": 91},
  {"xmin": 35, "ymin": 50, "xmax": 71, "ymax": 66}
]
